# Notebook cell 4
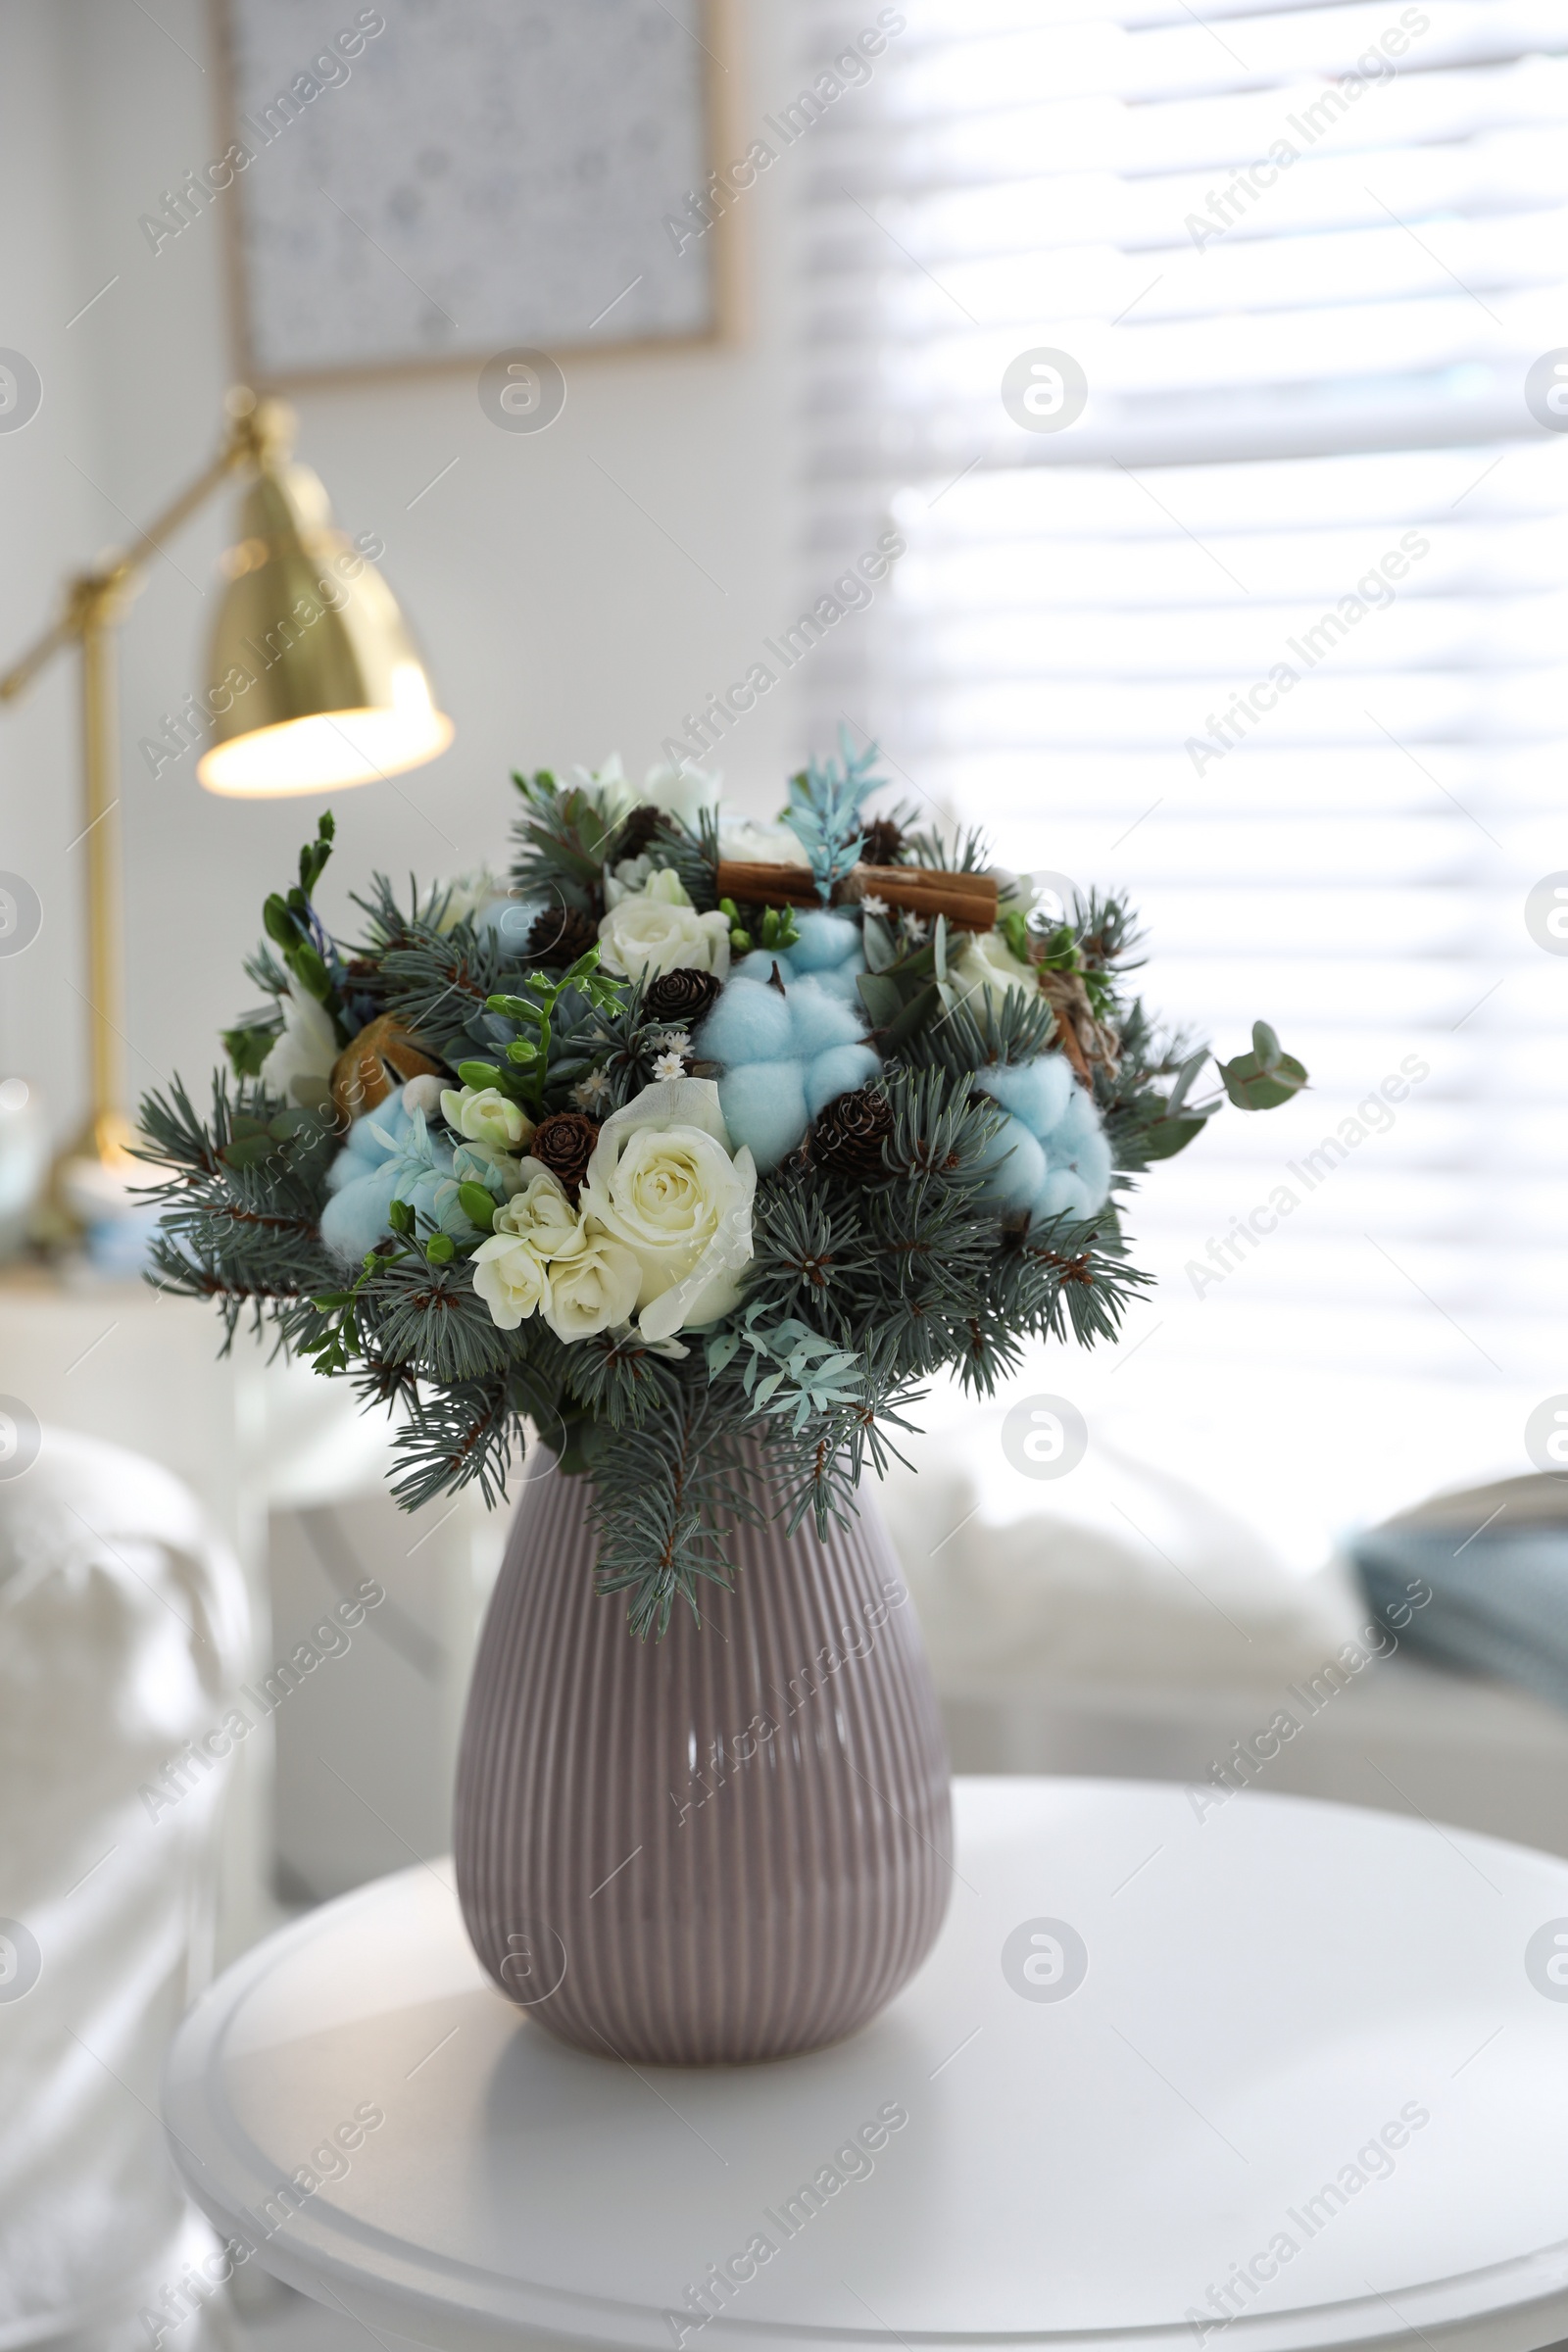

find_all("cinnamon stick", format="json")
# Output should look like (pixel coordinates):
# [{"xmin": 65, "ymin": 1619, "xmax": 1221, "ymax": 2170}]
[{"xmin": 713, "ymin": 860, "xmax": 998, "ymax": 933}]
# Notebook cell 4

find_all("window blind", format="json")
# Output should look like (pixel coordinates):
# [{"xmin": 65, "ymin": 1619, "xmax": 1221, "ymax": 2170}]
[{"xmin": 795, "ymin": 0, "xmax": 1568, "ymax": 1382}]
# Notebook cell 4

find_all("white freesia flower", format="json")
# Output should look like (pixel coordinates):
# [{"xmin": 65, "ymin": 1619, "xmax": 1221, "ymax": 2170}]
[
  {"xmin": 717, "ymin": 814, "xmax": 806, "ymax": 866},
  {"xmin": 469, "ymin": 1165, "xmax": 589, "ymax": 1330},
  {"xmin": 597, "ymin": 867, "xmax": 732, "ymax": 985},
  {"xmin": 543, "ymin": 1224, "xmax": 643, "ymax": 1342},
  {"xmin": 469, "ymin": 1231, "xmax": 551, "ymax": 1329},
  {"xmin": 578, "ymin": 1077, "xmax": 756, "ymax": 1343},
  {"xmin": 497, "ymin": 1165, "xmax": 588, "ymax": 1257},
  {"xmin": 263, "ymin": 978, "xmax": 338, "ymax": 1108},
  {"xmin": 644, "ymin": 760, "xmax": 722, "ymax": 832},
  {"xmin": 951, "ymin": 927, "xmax": 1039, "ymax": 1009},
  {"xmin": 440, "ymin": 1085, "xmax": 535, "ymax": 1151}
]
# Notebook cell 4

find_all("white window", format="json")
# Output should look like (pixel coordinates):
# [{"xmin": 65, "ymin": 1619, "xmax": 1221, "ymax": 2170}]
[{"xmin": 798, "ymin": 0, "xmax": 1568, "ymax": 1389}]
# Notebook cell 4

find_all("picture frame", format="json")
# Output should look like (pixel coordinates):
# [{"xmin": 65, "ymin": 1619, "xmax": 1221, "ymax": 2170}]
[{"xmin": 209, "ymin": 0, "xmax": 730, "ymax": 390}]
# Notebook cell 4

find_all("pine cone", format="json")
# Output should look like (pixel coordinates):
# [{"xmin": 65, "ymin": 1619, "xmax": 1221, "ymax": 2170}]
[
  {"xmin": 860, "ymin": 818, "xmax": 904, "ymax": 868},
  {"xmin": 527, "ymin": 904, "xmax": 599, "ymax": 967},
  {"xmin": 811, "ymin": 1084, "xmax": 893, "ymax": 1181},
  {"xmin": 614, "ymin": 803, "xmax": 665, "ymax": 861},
  {"xmin": 529, "ymin": 1111, "xmax": 600, "ymax": 1201},
  {"xmin": 644, "ymin": 967, "xmax": 721, "ymax": 1026}
]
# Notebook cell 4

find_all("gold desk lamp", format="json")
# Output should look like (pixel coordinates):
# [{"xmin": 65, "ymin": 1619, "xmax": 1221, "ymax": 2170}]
[{"xmin": 0, "ymin": 385, "xmax": 453, "ymax": 1202}]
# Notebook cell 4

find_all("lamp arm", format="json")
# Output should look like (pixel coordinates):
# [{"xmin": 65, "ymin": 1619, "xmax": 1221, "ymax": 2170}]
[{"xmin": 0, "ymin": 391, "xmax": 283, "ymax": 704}]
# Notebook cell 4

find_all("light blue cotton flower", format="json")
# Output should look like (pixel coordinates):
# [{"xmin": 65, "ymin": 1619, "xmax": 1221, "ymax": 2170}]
[
  {"xmin": 970, "ymin": 1112, "xmax": 1047, "ymax": 1214},
  {"xmin": 972, "ymin": 1054, "xmax": 1113, "ymax": 1227},
  {"xmin": 1038, "ymin": 1084, "xmax": 1113, "ymax": 1222},
  {"xmin": 319, "ymin": 1102, "xmax": 464, "ymax": 1262},
  {"xmin": 698, "ymin": 966, "xmax": 879, "ymax": 1174},
  {"xmin": 730, "ymin": 908, "xmax": 865, "ymax": 998}
]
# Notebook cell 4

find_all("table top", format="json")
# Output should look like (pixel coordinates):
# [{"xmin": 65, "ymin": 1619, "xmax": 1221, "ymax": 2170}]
[{"xmin": 164, "ymin": 1778, "xmax": 1568, "ymax": 2352}]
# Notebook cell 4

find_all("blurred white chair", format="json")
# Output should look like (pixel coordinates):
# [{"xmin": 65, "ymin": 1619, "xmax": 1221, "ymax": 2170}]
[{"xmin": 0, "ymin": 1430, "xmax": 249, "ymax": 2352}]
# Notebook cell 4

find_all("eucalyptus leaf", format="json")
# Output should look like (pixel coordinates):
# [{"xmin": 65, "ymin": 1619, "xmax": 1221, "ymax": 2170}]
[
  {"xmin": 860, "ymin": 913, "xmax": 898, "ymax": 974},
  {"xmin": 1218, "ymin": 1049, "xmax": 1308, "ymax": 1111},
  {"xmin": 1140, "ymin": 1111, "xmax": 1210, "ymax": 1160}
]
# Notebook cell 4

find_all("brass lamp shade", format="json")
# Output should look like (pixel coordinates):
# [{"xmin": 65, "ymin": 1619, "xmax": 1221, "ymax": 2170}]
[{"xmin": 197, "ymin": 457, "xmax": 453, "ymax": 797}]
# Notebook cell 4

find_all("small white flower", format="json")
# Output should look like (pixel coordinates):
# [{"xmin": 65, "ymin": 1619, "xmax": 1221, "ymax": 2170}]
[
  {"xmin": 861, "ymin": 895, "xmax": 890, "ymax": 918},
  {"xmin": 657, "ymin": 1029, "xmax": 692, "ymax": 1055},
  {"xmin": 572, "ymin": 1070, "xmax": 612, "ymax": 1109},
  {"xmin": 901, "ymin": 911, "xmax": 929, "ymax": 944},
  {"xmin": 654, "ymin": 1052, "xmax": 687, "ymax": 1082}
]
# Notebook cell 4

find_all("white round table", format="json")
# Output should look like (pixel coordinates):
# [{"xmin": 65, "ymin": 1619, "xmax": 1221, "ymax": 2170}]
[{"xmin": 164, "ymin": 1778, "xmax": 1568, "ymax": 2352}]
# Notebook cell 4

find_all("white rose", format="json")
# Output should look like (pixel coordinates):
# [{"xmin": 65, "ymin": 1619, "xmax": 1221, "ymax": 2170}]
[
  {"xmin": 597, "ymin": 868, "xmax": 732, "ymax": 984},
  {"xmin": 644, "ymin": 760, "xmax": 721, "ymax": 833},
  {"xmin": 544, "ymin": 1224, "xmax": 643, "ymax": 1342},
  {"xmin": 578, "ymin": 1077, "xmax": 755, "ymax": 1342},
  {"xmin": 264, "ymin": 978, "xmax": 338, "ymax": 1108},
  {"xmin": 951, "ymin": 928, "xmax": 1039, "ymax": 1010},
  {"xmin": 718, "ymin": 815, "xmax": 807, "ymax": 866},
  {"xmin": 439, "ymin": 1084, "xmax": 535, "ymax": 1151}
]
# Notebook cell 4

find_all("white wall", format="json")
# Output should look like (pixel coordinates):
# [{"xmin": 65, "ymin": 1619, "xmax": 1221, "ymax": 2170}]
[{"xmin": 0, "ymin": 0, "xmax": 806, "ymax": 1144}]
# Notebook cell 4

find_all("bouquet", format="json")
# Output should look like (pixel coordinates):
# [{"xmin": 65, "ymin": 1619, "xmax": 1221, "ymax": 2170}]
[{"xmin": 141, "ymin": 738, "xmax": 1304, "ymax": 1635}]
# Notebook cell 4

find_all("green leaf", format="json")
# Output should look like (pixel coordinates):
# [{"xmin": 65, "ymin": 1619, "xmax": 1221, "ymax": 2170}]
[
  {"xmin": 222, "ymin": 1023, "xmax": 276, "ymax": 1079},
  {"xmin": 1251, "ymin": 1019, "xmax": 1283, "ymax": 1065},
  {"xmin": 262, "ymin": 893, "xmax": 295, "ymax": 949},
  {"xmin": 1140, "ymin": 1112, "xmax": 1211, "ymax": 1160},
  {"xmin": 1000, "ymin": 907, "xmax": 1032, "ymax": 964},
  {"xmin": 219, "ymin": 1131, "xmax": 278, "ymax": 1171},
  {"xmin": 458, "ymin": 1182, "xmax": 497, "ymax": 1231},
  {"xmin": 860, "ymin": 913, "xmax": 897, "ymax": 974},
  {"xmin": 287, "ymin": 942, "xmax": 332, "ymax": 1002},
  {"xmin": 387, "ymin": 1198, "xmax": 416, "ymax": 1238},
  {"xmin": 857, "ymin": 971, "xmax": 905, "ymax": 1029},
  {"xmin": 1218, "ymin": 1049, "xmax": 1308, "ymax": 1112},
  {"xmin": 424, "ymin": 1232, "xmax": 456, "ymax": 1264},
  {"xmin": 880, "ymin": 980, "xmax": 943, "ymax": 1053},
  {"xmin": 1165, "ymin": 1048, "xmax": 1210, "ymax": 1119}
]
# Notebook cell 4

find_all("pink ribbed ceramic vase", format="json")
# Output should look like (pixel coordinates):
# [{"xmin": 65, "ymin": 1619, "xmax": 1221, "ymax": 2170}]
[{"xmin": 453, "ymin": 1452, "xmax": 952, "ymax": 2065}]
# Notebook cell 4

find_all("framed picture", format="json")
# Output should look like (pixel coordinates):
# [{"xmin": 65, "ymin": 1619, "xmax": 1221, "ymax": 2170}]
[{"xmin": 213, "ymin": 0, "xmax": 725, "ymax": 386}]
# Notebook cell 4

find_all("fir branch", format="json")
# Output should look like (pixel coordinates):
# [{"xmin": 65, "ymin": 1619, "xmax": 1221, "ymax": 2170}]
[
  {"xmin": 589, "ymin": 1382, "xmax": 761, "ymax": 1638},
  {"xmin": 509, "ymin": 768, "xmax": 618, "ymax": 914},
  {"xmin": 385, "ymin": 1373, "xmax": 523, "ymax": 1512}
]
